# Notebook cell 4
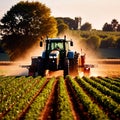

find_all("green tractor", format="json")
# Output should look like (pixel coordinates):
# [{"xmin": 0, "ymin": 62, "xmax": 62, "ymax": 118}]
[{"xmin": 25, "ymin": 36, "xmax": 92, "ymax": 78}]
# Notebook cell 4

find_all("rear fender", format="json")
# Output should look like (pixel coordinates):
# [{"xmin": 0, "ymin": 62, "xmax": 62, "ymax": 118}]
[{"xmin": 67, "ymin": 51, "xmax": 74, "ymax": 59}]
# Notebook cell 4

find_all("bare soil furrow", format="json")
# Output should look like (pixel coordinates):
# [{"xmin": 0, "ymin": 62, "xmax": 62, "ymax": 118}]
[
  {"xmin": 16, "ymin": 79, "xmax": 49, "ymax": 120},
  {"xmin": 39, "ymin": 79, "xmax": 58, "ymax": 120}
]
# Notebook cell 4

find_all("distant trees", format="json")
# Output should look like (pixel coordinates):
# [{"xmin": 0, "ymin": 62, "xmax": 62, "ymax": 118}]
[
  {"xmin": 100, "ymin": 36, "xmax": 116, "ymax": 48},
  {"xmin": 102, "ymin": 19, "xmax": 120, "ymax": 31},
  {"xmin": 80, "ymin": 22, "xmax": 92, "ymax": 31},
  {"xmin": 87, "ymin": 35, "xmax": 101, "ymax": 49},
  {"xmin": 116, "ymin": 37, "xmax": 120, "ymax": 48},
  {"xmin": 79, "ymin": 30, "xmax": 120, "ymax": 49},
  {"xmin": 56, "ymin": 19, "xmax": 69, "ymax": 34},
  {"xmin": 56, "ymin": 17, "xmax": 92, "ymax": 31},
  {"xmin": 0, "ymin": 1, "xmax": 58, "ymax": 60},
  {"xmin": 56, "ymin": 17, "xmax": 120, "ymax": 49},
  {"xmin": 100, "ymin": 36, "xmax": 120, "ymax": 48},
  {"xmin": 56, "ymin": 17, "xmax": 78, "ymax": 30},
  {"xmin": 56, "ymin": 18, "xmax": 120, "ymax": 32}
]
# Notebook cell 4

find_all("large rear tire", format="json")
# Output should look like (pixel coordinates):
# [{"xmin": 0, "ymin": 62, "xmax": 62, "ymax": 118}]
[
  {"xmin": 38, "ymin": 59, "xmax": 46, "ymax": 77},
  {"xmin": 28, "ymin": 66, "xmax": 36, "ymax": 77},
  {"xmin": 69, "ymin": 58, "xmax": 79, "ymax": 76}
]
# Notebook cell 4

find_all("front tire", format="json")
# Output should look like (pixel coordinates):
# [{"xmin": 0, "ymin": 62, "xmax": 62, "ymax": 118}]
[{"xmin": 69, "ymin": 54, "xmax": 79, "ymax": 76}]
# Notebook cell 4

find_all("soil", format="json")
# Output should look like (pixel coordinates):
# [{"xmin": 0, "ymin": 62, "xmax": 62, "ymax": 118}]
[
  {"xmin": 38, "ymin": 79, "xmax": 58, "ymax": 120},
  {"xmin": 90, "ymin": 64, "xmax": 120, "ymax": 77},
  {"xmin": 0, "ymin": 59, "xmax": 120, "ymax": 77}
]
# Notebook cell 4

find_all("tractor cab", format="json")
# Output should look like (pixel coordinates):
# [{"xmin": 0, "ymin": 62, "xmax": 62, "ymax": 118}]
[
  {"xmin": 38, "ymin": 36, "xmax": 75, "ymax": 76},
  {"xmin": 40, "ymin": 37, "xmax": 73, "ymax": 60}
]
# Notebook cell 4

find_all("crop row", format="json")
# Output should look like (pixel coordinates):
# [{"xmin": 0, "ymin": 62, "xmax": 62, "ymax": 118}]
[
  {"xmin": 57, "ymin": 77, "xmax": 74, "ymax": 120},
  {"xmin": 0, "ymin": 76, "xmax": 33, "ymax": 103},
  {"xmin": 75, "ymin": 76, "xmax": 120, "ymax": 119},
  {"xmin": 66, "ymin": 76, "xmax": 109, "ymax": 120},
  {"xmin": 24, "ymin": 77, "xmax": 55, "ymax": 120},
  {"xmin": 0, "ymin": 76, "xmax": 47, "ymax": 119},
  {"xmin": 97, "ymin": 77, "xmax": 120, "ymax": 87},
  {"xmin": 91, "ymin": 77, "xmax": 120, "ymax": 93},
  {"xmin": 83, "ymin": 77, "xmax": 120, "ymax": 103},
  {"xmin": 0, "ymin": 77, "xmax": 41, "ymax": 113},
  {"xmin": 0, "ymin": 75, "xmax": 120, "ymax": 120}
]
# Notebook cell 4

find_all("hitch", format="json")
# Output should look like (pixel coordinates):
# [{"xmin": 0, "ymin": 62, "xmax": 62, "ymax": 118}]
[{"xmin": 19, "ymin": 65, "xmax": 31, "ymax": 69}]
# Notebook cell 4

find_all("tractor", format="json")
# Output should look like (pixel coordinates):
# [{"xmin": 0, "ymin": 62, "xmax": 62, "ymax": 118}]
[{"xmin": 22, "ymin": 36, "xmax": 92, "ymax": 78}]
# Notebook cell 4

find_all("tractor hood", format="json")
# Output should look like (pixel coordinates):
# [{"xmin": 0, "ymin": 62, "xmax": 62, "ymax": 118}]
[{"xmin": 49, "ymin": 50, "xmax": 59, "ymax": 58}]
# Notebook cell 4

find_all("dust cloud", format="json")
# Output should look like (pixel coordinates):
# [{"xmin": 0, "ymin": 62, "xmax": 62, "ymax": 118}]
[
  {"xmin": 0, "ymin": 42, "xmax": 43, "ymax": 76},
  {"xmin": 59, "ymin": 31, "xmax": 100, "ymax": 60}
]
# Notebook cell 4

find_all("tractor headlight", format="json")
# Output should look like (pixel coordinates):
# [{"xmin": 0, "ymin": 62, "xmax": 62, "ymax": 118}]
[
  {"xmin": 49, "ymin": 54, "xmax": 57, "ymax": 59},
  {"xmin": 49, "ymin": 50, "xmax": 59, "ymax": 59}
]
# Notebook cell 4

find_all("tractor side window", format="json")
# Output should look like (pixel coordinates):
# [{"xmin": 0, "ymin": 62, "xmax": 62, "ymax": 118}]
[{"xmin": 47, "ymin": 42, "xmax": 51, "ymax": 50}]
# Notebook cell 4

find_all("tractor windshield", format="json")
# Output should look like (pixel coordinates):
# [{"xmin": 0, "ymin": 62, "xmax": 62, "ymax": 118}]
[
  {"xmin": 46, "ymin": 41, "xmax": 69, "ymax": 51},
  {"xmin": 51, "ymin": 42, "xmax": 64, "ymax": 50}
]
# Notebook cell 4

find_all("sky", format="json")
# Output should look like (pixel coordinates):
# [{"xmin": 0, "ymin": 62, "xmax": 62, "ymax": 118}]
[{"xmin": 0, "ymin": 0, "xmax": 120, "ymax": 30}]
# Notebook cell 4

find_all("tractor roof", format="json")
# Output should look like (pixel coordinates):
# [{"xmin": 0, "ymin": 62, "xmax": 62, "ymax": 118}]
[{"xmin": 46, "ymin": 38, "xmax": 72, "ymax": 42}]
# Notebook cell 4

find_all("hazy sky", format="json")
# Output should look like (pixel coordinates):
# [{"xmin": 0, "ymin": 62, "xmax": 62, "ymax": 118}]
[{"xmin": 0, "ymin": 0, "xmax": 120, "ymax": 30}]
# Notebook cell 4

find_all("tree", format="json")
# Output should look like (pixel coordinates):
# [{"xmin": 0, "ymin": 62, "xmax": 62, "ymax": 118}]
[
  {"xmin": 117, "ymin": 24, "xmax": 120, "ymax": 31},
  {"xmin": 87, "ymin": 35, "xmax": 101, "ymax": 49},
  {"xmin": 0, "ymin": 1, "xmax": 58, "ymax": 60},
  {"xmin": 56, "ymin": 19, "xmax": 69, "ymax": 34},
  {"xmin": 102, "ymin": 19, "xmax": 119, "ymax": 31},
  {"xmin": 56, "ymin": 17, "xmax": 82, "ymax": 30},
  {"xmin": 111, "ymin": 19, "xmax": 119, "ymax": 31},
  {"xmin": 116, "ymin": 37, "xmax": 120, "ymax": 48},
  {"xmin": 102, "ymin": 23, "xmax": 113, "ymax": 31},
  {"xmin": 100, "ymin": 36, "xmax": 115, "ymax": 48},
  {"xmin": 80, "ymin": 22, "xmax": 92, "ymax": 31}
]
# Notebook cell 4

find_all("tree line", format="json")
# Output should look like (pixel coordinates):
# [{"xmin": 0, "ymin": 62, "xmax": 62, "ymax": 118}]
[
  {"xmin": 56, "ymin": 17, "xmax": 92, "ymax": 31},
  {"xmin": 56, "ymin": 17, "xmax": 120, "ymax": 32},
  {"xmin": 102, "ymin": 19, "xmax": 120, "ymax": 32},
  {"xmin": 79, "ymin": 31, "xmax": 120, "ymax": 49}
]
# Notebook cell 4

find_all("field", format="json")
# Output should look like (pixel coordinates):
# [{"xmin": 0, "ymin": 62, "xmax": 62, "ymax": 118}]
[
  {"xmin": 0, "ymin": 54, "xmax": 120, "ymax": 120},
  {"xmin": 0, "ymin": 75, "xmax": 120, "ymax": 120}
]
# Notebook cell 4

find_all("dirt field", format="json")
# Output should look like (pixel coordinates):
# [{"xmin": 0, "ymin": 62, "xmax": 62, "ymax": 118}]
[
  {"xmin": 0, "ymin": 62, "xmax": 28, "ymax": 76},
  {"xmin": 90, "ymin": 64, "xmax": 120, "ymax": 77},
  {"xmin": 0, "ymin": 59, "xmax": 120, "ymax": 77}
]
